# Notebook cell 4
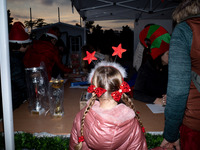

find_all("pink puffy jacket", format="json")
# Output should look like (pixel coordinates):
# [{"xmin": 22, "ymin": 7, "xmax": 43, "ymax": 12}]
[{"xmin": 69, "ymin": 101, "xmax": 147, "ymax": 150}]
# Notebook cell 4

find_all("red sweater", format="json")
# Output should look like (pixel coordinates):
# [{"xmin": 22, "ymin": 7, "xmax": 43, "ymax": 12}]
[{"xmin": 24, "ymin": 40, "xmax": 72, "ymax": 80}]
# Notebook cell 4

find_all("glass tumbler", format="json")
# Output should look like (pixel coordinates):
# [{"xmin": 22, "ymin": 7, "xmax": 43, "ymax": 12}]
[
  {"xmin": 49, "ymin": 78, "xmax": 64, "ymax": 117},
  {"xmin": 25, "ymin": 66, "xmax": 49, "ymax": 115}
]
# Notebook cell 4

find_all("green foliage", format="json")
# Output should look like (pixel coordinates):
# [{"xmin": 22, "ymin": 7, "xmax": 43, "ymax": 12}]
[
  {"xmin": 7, "ymin": 9, "xmax": 13, "ymax": 32},
  {"xmin": 145, "ymin": 133, "xmax": 164, "ymax": 149},
  {"xmin": 0, "ymin": 132, "xmax": 163, "ymax": 149},
  {"xmin": 0, "ymin": 133, "xmax": 69, "ymax": 150}
]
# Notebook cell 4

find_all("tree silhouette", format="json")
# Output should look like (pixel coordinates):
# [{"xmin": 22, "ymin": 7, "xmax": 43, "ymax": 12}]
[
  {"xmin": 75, "ymin": 23, "xmax": 81, "ymax": 27},
  {"xmin": 87, "ymin": 24, "xmax": 104, "ymax": 52},
  {"xmin": 103, "ymin": 29, "xmax": 119, "ymax": 56},
  {"xmin": 85, "ymin": 21, "xmax": 95, "ymax": 33},
  {"xmin": 119, "ymin": 25, "xmax": 134, "ymax": 62},
  {"xmin": 7, "ymin": 9, "xmax": 13, "ymax": 33},
  {"xmin": 86, "ymin": 23, "xmax": 134, "ymax": 65},
  {"xmin": 24, "ymin": 18, "xmax": 48, "ymax": 29}
]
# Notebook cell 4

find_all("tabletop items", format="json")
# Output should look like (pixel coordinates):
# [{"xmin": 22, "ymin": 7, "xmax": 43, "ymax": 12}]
[
  {"xmin": 49, "ymin": 78, "xmax": 64, "ymax": 117},
  {"xmin": 25, "ymin": 66, "xmax": 49, "ymax": 115},
  {"xmin": 25, "ymin": 65, "xmax": 64, "ymax": 117}
]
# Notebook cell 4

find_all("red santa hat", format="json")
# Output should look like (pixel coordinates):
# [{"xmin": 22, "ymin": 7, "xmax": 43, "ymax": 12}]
[
  {"xmin": 46, "ymin": 28, "xmax": 58, "ymax": 40},
  {"xmin": 9, "ymin": 22, "xmax": 31, "ymax": 44}
]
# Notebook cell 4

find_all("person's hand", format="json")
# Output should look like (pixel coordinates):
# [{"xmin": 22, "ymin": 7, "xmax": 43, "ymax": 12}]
[
  {"xmin": 154, "ymin": 98, "xmax": 163, "ymax": 105},
  {"xmin": 154, "ymin": 95, "xmax": 167, "ymax": 106},
  {"xmin": 162, "ymin": 94, "xmax": 167, "ymax": 106},
  {"xmin": 160, "ymin": 138, "xmax": 180, "ymax": 150}
]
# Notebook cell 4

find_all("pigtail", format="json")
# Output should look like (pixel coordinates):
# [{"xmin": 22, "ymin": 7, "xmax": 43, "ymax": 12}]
[
  {"xmin": 121, "ymin": 93, "xmax": 145, "ymax": 133},
  {"xmin": 74, "ymin": 93, "xmax": 97, "ymax": 150}
]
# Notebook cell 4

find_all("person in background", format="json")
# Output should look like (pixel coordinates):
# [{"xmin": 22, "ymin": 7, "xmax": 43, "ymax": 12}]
[
  {"xmin": 133, "ymin": 24, "xmax": 154, "ymax": 72},
  {"xmin": 70, "ymin": 61, "xmax": 147, "ymax": 150},
  {"xmin": 24, "ymin": 27, "xmax": 72, "ymax": 81},
  {"xmin": 9, "ymin": 22, "xmax": 32, "ymax": 109},
  {"xmin": 133, "ymin": 25, "xmax": 171, "ymax": 105},
  {"xmin": 53, "ymin": 26, "xmax": 68, "ymax": 64},
  {"xmin": 161, "ymin": 0, "xmax": 200, "ymax": 149},
  {"xmin": 50, "ymin": 26, "xmax": 68, "ymax": 78}
]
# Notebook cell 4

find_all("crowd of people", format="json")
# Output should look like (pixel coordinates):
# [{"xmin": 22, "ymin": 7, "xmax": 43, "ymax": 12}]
[
  {"xmin": 6, "ymin": 21, "xmax": 72, "ymax": 113},
  {"xmin": 1, "ymin": 0, "xmax": 199, "ymax": 149}
]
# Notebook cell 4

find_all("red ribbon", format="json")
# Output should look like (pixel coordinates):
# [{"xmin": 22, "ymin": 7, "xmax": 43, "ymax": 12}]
[
  {"xmin": 87, "ymin": 85, "xmax": 107, "ymax": 97},
  {"xmin": 111, "ymin": 81, "xmax": 131, "ymax": 102},
  {"xmin": 78, "ymin": 136, "xmax": 84, "ymax": 142}
]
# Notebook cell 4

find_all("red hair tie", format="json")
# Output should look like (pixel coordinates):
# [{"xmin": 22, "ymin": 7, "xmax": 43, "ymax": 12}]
[
  {"xmin": 142, "ymin": 127, "xmax": 145, "ymax": 133},
  {"xmin": 111, "ymin": 81, "xmax": 131, "ymax": 102},
  {"xmin": 78, "ymin": 136, "xmax": 84, "ymax": 143},
  {"xmin": 87, "ymin": 85, "xmax": 107, "ymax": 97}
]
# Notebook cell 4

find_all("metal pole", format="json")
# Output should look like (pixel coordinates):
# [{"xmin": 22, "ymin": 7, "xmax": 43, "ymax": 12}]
[
  {"xmin": 80, "ymin": 16, "xmax": 82, "ymax": 27},
  {"xmin": 58, "ymin": 7, "xmax": 60, "ymax": 22},
  {"xmin": 0, "ymin": 0, "xmax": 15, "ymax": 150},
  {"xmin": 150, "ymin": 0, "xmax": 152, "ymax": 11},
  {"xmin": 83, "ymin": 20, "xmax": 86, "ymax": 45},
  {"xmin": 30, "ymin": 7, "xmax": 33, "ymax": 31}
]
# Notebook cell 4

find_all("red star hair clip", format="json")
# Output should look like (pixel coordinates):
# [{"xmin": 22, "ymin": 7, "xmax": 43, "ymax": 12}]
[
  {"xmin": 112, "ymin": 43, "xmax": 127, "ymax": 58},
  {"xmin": 83, "ymin": 51, "xmax": 97, "ymax": 64}
]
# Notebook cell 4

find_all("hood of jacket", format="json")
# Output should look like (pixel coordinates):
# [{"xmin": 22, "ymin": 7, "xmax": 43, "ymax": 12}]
[{"xmin": 82, "ymin": 101, "xmax": 144, "ymax": 149}]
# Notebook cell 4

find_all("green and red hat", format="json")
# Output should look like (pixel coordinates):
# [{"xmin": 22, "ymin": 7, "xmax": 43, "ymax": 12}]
[{"xmin": 139, "ymin": 25, "xmax": 171, "ymax": 59}]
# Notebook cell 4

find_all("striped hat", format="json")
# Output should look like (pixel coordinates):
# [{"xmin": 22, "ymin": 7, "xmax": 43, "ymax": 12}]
[{"xmin": 139, "ymin": 25, "xmax": 171, "ymax": 59}]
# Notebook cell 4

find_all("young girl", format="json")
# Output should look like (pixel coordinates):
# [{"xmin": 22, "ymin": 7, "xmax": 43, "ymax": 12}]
[{"xmin": 70, "ymin": 61, "xmax": 147, "ymax": 150}]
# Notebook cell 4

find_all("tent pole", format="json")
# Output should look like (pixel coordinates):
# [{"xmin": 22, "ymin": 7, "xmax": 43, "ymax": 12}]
[
  {"xmin": 58, "ymin": 7, "xmax": 60, "ymax": 23},
  {"xmin": 83, "ymin": 20, "xmax": 86, "ymax": 45},
  {"xmin": 0, "ymin": 0, "xmax": 15, "ymax": 150},
  {"xmin": 150, "ymin": 0, "xmax": 152, "ymax": 11}
]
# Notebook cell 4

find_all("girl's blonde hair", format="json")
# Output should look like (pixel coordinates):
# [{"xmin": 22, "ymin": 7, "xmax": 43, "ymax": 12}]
[
  {"xmin": 75, "ymin": 66, "xmax": 144, "ymax": 150},
  {"xmin": 173, "ymin": 0, "xmax": 200, "ymax": 23}
]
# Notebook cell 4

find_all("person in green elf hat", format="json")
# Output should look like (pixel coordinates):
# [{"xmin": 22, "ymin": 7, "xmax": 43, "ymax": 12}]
[{"xmin": 133, "ymin": 24, "xmax": 171, "ymax": 105}]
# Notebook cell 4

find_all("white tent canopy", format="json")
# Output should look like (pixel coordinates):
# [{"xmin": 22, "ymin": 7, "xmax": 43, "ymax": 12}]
[
  {"xmin": 72, "ymin": 0, "xmax": 181, "ymax": 21},
  {"xmin": 72, "ymin": 0, "xmax": 180, "ymax": 53}
]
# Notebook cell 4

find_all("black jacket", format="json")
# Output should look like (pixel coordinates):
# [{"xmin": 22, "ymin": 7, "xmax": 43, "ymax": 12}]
[
  {"xmin": 10, "ymin": 51, "xmax": 27, "ymax": 109},
  {"xmin": 133, "ymin": 60, "xmax": 168, "ymax": 103}
]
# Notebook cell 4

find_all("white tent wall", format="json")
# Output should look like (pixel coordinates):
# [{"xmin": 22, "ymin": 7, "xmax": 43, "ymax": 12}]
[{"xmin": 133, "ymin": 19, "xmax": 173, "ymax": 52}]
